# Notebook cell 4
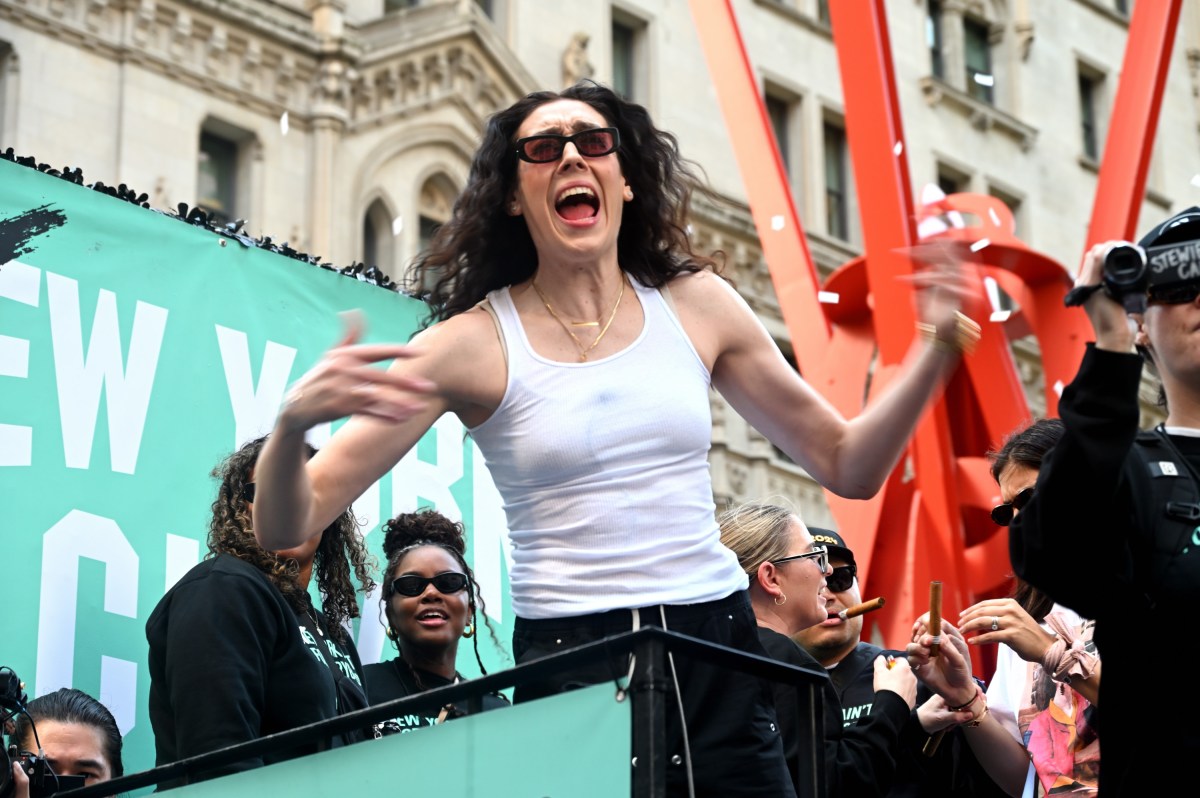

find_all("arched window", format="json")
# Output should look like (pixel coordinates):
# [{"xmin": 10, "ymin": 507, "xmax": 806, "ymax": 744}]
[
  {"xmin": 409, "ymin": 173, "xmax": 458, "ymax": 294},
  {"xmin": 362, "ymin": 199, "xmax": 394, "ymax": 272}
]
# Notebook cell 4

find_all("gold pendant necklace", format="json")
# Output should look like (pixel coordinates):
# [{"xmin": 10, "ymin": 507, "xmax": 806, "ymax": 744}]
[{"xmin": 532, "ymin": 276, "xmax": 626, "ymax": 362}]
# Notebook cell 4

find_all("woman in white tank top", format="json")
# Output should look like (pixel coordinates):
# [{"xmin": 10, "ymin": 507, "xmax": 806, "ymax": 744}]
[{"xmin": 251, "ymin": 82, "xmax": 977, "ymax": 797}]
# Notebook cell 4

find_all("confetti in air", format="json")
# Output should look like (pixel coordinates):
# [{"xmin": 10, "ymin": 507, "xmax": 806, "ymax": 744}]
[
  {"xmin": 988, "ymin": 207, "xmax": 1001, "ymax": 226},
  {"xmin": 893, "ymin": 141, "xmax": 903, "ymax": 156},
  {"xmin": 990, "ymin": 310, "xmax": 1011, "ymax": 322},
  {"xmin": 973, "ymin": 73, "xmax": 995, "ymax": 87},
  {"xmin": 391, "ymin": 216, "xmax": 403, "ymax": 236},
  {"xmin": 1053, "ymin": 380, "xmax": 1065, "ymax": 397},
  {"xmin": 770, "ymin": 215, "xmax": 785, "ymax": 231},
  {"xmin": 970, "ymin": 238, "xmax": 990, "ymax": 253},
  {"xmin": 818, "ymin": 291, "xmax": 840, "ymax": 304},
  {"xmin": 280, "ymin": 112, "xmax": 289, "ymax": 136}
]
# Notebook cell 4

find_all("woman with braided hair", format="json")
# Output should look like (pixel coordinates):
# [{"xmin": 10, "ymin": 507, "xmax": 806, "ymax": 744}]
[
  {"xmin": 146, "ymin": 434, "xmax": 375, "ymax": 786},
  {"xmin": 364, "ymin": 509, "xmax": 509, "ymax": 732}
]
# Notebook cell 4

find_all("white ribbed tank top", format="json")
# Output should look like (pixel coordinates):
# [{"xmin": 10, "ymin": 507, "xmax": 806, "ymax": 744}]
[{"xmin": 468, "ymin": 277, "xmax": 747, "ymax": 619}]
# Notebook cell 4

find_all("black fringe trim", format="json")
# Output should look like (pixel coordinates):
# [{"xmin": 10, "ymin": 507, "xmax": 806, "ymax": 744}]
[{"xmin": 1, "ymin": 148, "xmax": 404, "ymax": 293}]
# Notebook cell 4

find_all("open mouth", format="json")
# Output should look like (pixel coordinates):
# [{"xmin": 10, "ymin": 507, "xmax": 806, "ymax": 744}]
[
  {"xmin": 416, "ymin": 609, "xmax": 448, "ymax": 624},
  {"xmin": 555, "ymin": 186, "xmax": 600, "ymax": 222}
]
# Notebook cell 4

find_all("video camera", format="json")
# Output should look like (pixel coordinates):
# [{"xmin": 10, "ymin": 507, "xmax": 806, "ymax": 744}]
[
  {"xmin": 0, "ymin": 668, "xmax": 85, "ymax": 798},
  {"xmin": 1099, "ymin": 239, "xmax": 1200, "ymax": 314}
]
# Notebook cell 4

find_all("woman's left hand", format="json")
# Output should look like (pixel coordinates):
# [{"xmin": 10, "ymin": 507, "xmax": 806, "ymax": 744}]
[{"xmin": 959, "ymin": 598, "xmax": 1055, "ymax": 664}]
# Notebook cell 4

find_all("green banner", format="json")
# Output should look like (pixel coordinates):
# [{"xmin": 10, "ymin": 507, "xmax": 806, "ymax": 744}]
[
  {"xmin": 0, "ymin": 159, "xmax": 515, "ymax": 778},
  {"xmin": 169, "ymin": 684, "xmax": 629, "ymax": 798}
]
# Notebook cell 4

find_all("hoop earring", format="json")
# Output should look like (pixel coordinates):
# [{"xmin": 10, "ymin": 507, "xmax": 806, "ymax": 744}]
[
  {"xmin": 385, "ymin": 626, "xmax": 397, "ymax": 640},
  {"xmin": 774, "ymin": 594, "xmax": 787, "ymax": 606},
  {"xmin": 462, "ymin": 623, "xmax": 475, "ymax": 639}
]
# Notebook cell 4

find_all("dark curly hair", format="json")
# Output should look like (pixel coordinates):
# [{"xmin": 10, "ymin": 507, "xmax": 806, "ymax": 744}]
[
  {"xmin": 207, "ymin": 435, "xmax": 376, "ymax": 644},
  {"xmin": 379, "ymin": 509, "xmax": 504, "ymax": 682},
  {"xmin": 409, "ymin": 80, "xmax": 720, "ymax": 323},
  {"xmin": 988, "ymin": 418, "xmax": 1065, "ymax": 621}
]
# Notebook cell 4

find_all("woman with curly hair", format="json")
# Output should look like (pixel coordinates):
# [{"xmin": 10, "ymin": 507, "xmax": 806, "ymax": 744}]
[
  {"xmin": 146, "ymin": 434, "xmax": 375, "ymax": 786},
  {"xmin": 364, "ymin": 509, "xmax": 508, "ymax": 732},
  {"xmin": 253, "ymin": 81, "xmax": 976, "ymax": 796}
]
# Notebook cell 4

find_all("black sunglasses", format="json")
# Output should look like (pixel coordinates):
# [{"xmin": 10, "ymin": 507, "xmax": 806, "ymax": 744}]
[
  {"xmin": 1148, "ymin": 283, "xmax": 1200, "ymax": 305},
  {"xmin": 826, "ymin": 564, "xmax": 857, "ymax": 593},
  {"xmin": 991, "ymin": 487, "xmax": 1034, "ymax": 526},
  {"xmin": 242, "ymin": 483, "xmax": 256, "ymax": 502},
  {"xmin": 514, "ymin": 127, "xmax": 620, "ymax": 163},
  {"xmin": 390, "ymin": 572, "xmax": 469, "ymax": 598}
]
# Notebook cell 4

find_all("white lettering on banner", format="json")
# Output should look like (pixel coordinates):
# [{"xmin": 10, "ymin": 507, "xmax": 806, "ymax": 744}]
[
  {"xmin": 36, "ymin": 511, "xmax": 139, "ymax": 700},
  {"xmin": 165, "ymin": 533, "xmax": 200, "ymax": 592},
  {"xmin": 46, "ymin": 272, "xmax": 167, "ymax": 474},
  {"xmin": 99, "ymin": 656, "xmax": 137, "ymax": 736},
  {"xmin": 392, "ymin": 413, "xmax": 464, "ymax": 520},
  {"xmin": 472, "ymin": 442, "xmax": 513, "ymax": 625},
  {"xmin": 214, "ymin": 325, "xmax": 297, "ymax": 447},
  {"xmin": 353, "ymin": 479, "xmax": 386, "ymax": 664},
  {"xmin": 0, "ymin": 261, "xmax": 41, "ymax": 466}
]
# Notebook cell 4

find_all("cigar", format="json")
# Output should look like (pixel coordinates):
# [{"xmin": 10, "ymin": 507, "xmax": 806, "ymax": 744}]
[
  {"xmin": 929, "ymin": 581, "xmax": 943, "ymax": 658},
  {"xmin": 837, "ymin": 596, "xmax": 886, "ymax": 620}
]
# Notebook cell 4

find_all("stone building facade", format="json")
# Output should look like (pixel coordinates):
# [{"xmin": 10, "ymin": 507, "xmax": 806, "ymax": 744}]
[{"xmin": 3, "ymin": 0, "xmax": 1197, "ymax": 527}]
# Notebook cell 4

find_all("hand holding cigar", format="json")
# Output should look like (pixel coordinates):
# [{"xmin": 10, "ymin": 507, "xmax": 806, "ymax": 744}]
[
  {"xmin": 837, "ymin": 596, "xmax": 886, "ymax": 620},
  {"xmin": 929, "ymin": 581, "xmax": 943, "ymax": 658}
]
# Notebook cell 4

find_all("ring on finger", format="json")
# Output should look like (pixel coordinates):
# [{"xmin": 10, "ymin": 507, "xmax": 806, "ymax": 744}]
[{"xmin": 990, "ymin": 616, "xmax": 1000, "ymax": 632}]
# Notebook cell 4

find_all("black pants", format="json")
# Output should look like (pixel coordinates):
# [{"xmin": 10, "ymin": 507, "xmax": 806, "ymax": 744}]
[{"xmin": 512, "ymin": 591, "xmax": 797, "ymax": 798}]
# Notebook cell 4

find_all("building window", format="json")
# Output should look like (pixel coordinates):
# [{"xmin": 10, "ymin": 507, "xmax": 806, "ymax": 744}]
[
  {"xmin": 1078, "ymin": 68, "xmax": 1102, "ymax": 161},
  {"xmin": 197, "ymin": 132, "xmax": 239, "ymax": 226},
  {"xmin": 612, "ymin": 20, "xmax": 635, "ymax": 99},
  {"xmin": 816, "ymin": 0, "xmax": 830, "ymax": 26},
  {"xmin": 1115, "ymin": 0, "xmax": 1129, "ymax": 14},
  {"xmin": 937, "ymin": 164, "xmax": 970, "ymax": 197},
  {"xmin": 384, "ymin": 0, "xmax": 418, "ymax": 11},
  {"xmin": 964, "ymin": 17, "xmax": 993, "ymax": 104},
  {"xmin": 611, "ymin": 11, "xmax": 647, "ymax": 102},
  {"xmin": 988, "ymin": 185, "xmax": 1023, "ymax": 239},
  {"xmin": 765, "ymin": 91, "xmax": 793, "ymax": 176},
  {"xmin": 474, "ymin": 0, "xmax": 494, "ymax": 17},
  {"xmin": 823, "ymin": 122, "xmax": 848, "ymax": 241},
  {"xmin": 0, "ymin": 41, "xmax": 12, "ymax": 140},
  {"xmin": 362, "ymin": 199, "xmax": 394, "ymax": 272},
  {"xmin": 927, "ymin": 0, "xmax": 944, "ymax": 80}
]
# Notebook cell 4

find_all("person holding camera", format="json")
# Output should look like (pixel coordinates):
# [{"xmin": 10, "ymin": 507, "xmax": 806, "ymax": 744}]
[
  {"xmin": 6, "ymin": 687, "xmax": 122, "ymax": 798},
  {"xmin": 1009, "ymin": 207, "xmax": 1200, "ymax": 795}
]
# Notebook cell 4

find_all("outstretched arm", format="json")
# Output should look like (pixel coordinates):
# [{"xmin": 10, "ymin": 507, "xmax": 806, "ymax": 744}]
[
  {"xmin": 681, "ymin": 250, "xmax": 979, "ymax": 499},
  {"xmin": 253, "ymin": 313, "xmax": 443, "ymax": 551}
]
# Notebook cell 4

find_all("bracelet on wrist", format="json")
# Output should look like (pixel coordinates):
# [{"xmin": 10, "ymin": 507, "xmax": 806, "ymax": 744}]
[
  {"xmin": 916, "ymin": 311, "xmax": 981, "ymax": 356},
  {"xmin": 947, "ymin": 685, "xmax": 983, "ymax": 712}
]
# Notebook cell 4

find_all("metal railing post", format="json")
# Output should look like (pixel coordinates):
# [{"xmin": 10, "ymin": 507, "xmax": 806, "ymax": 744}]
[{"xmin": 631, "ymin": 633, "xmax": 669, "ymax": 798}]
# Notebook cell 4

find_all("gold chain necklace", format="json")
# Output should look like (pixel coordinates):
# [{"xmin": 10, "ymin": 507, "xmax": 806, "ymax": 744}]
[{"xmin": 531, "ymin": 276, "xmax": 626, "ymax": 362}]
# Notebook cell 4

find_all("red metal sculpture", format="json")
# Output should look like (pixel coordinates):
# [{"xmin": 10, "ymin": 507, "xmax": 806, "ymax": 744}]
[{"xmin": 691, "ymin": 0, "xmax": 1181, "ymax": 659}]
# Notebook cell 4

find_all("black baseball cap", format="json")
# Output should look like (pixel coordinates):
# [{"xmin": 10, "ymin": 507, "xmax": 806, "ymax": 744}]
[
  {"xmin": 808, "ymin": 528, "xmax": 855, "ymax": 568},
  {"xmin": 1139, "ymin": 206, "xmax": 1200, "ymax": 249}
]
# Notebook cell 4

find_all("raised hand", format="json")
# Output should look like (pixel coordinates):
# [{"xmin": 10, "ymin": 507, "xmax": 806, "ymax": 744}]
[
  {"xmin": 906, "ymin": 613, "xmax": 976, "ymax": 707},
  {"xmin": 872, "ymin": 654, "xmax": 917, "ymax": 710},
  {"xmin": 278, "ymin": 310, "xmax": 435, "ymax": 433},
  {"xmin": 958, "ymin": 597, "xmax": 1055, "ymax": 665}
]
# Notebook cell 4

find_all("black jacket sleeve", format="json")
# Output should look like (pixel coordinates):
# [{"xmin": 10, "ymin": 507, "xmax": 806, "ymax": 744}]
[
  {"xmin": 1010, "ymin": 344, "xmax": 1145, "ymax": 618},
  {"xmin": 158, "ymin": 569, "xmax": 291, "ymax": 774}
]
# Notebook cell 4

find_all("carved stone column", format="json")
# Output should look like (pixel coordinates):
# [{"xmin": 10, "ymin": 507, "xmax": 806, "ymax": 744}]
[
  {"xmin": 940, "ymin": 0, "xmax": 967, "ymax": 92},
  {"xmin": 307, "ymin": 0, "xmax": 350, "ymax": 261}
]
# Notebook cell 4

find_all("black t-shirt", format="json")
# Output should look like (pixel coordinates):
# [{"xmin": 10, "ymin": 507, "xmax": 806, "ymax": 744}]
[
  {"xmin": 146, "ymin": 554, "xmax": 368, "ymax": 786},
  {"xmin": 363, "ymin": 658, "xmax": 510, "ymax": 733}
]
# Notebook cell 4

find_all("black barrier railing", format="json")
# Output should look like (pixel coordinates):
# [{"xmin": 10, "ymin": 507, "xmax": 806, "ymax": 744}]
[{"xmin": 54, "ymin": 626, "xmax": 827, "ymax": 798}]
